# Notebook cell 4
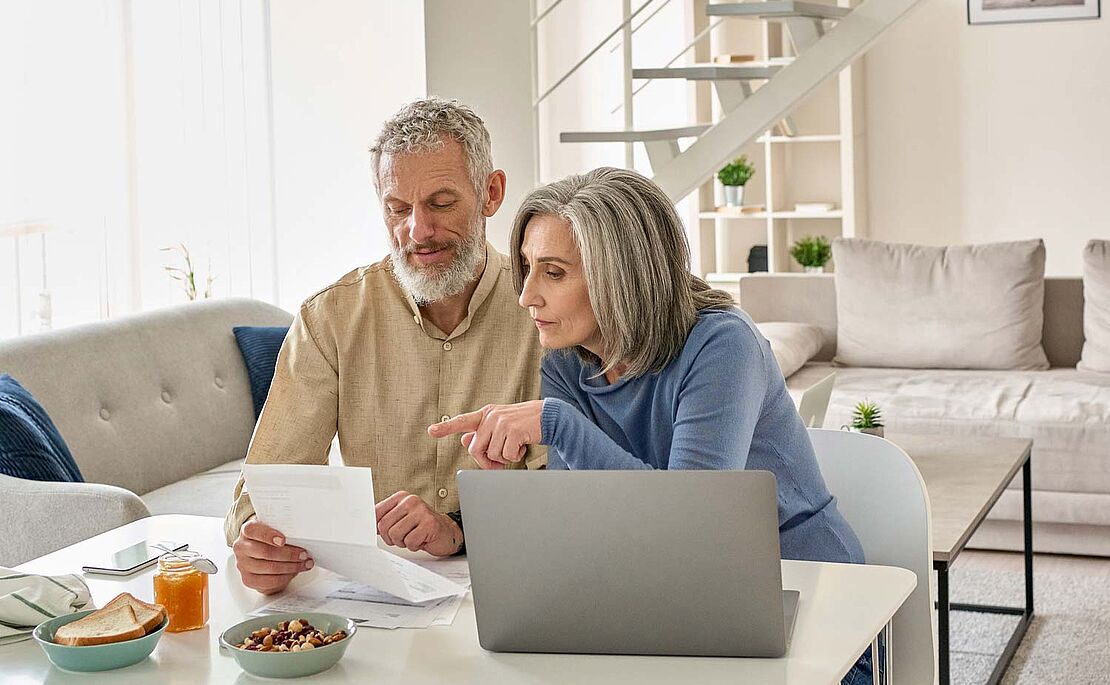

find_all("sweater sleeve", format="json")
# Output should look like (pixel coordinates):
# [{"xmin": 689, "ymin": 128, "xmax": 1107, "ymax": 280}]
[
  {"xmin": 540, "ymin": 397, "xmax": 651, "ymax": 470},
  {"xmin": 538, "ymin": 359, "xmax": 647, "ymax": 470},
  {"xmin": 539, "ymin": 315, "xmax": 768, "ymax": 471}
]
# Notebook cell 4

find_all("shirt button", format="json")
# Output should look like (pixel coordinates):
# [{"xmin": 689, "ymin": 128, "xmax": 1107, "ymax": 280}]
[
  {"xmin": 443, "ymin": 342, "xmax": 452, "ymax": 351},
  {"xmin": 441, "ymin": 415, "xmax": 450, "ymax": 422},
  {"xmin": 413, "ymin": 314, "xmax": 420, "ymax": 323},
  {"xmin": 438, "ymin": 488, "xmax": 448, "ymax": 499}
]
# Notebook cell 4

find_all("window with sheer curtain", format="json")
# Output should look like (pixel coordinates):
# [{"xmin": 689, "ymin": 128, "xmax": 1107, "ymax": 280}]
[{"xmin": 0, "ymin": 0, "xmax": 275, "ymax": 338}]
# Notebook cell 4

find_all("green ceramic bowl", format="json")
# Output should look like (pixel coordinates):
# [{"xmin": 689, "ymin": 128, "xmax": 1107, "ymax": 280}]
[
  {"xmin": 33, "ymin": 609, "xmax": 167, "ymax": 672},
  {"xmin": 219, "ymin": 612, "xmax": 357, "ymax": 679}
]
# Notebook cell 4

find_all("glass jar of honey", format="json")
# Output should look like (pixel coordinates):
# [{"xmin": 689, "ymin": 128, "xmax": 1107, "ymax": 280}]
[{"xmin": 153, "ymin": 552, "xmax": 209, "ymax": 632}]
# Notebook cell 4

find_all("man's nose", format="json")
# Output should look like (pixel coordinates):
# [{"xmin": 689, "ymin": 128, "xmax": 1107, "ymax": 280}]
[{"xmin": 408, "ymin": 205, "xmax": 436, "ymax": 245}]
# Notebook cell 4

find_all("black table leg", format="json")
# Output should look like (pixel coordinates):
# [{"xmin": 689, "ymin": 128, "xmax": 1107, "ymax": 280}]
[
  {"xmin": 940, "ymin": 455, "xmax": 1034, "ymax": 685},
  {"xmin": 1024, "ymin": 458, "xmax": 1034, "ymax": 616},
  {"xmin": 937, "ymin": 562, "xmax": 950, "ymax": 685}
]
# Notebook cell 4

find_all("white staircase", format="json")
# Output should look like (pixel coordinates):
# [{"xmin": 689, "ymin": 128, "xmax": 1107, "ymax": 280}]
[{"xmin": 552, "ymin": 0, "xmax": 929, "ymax": 203}]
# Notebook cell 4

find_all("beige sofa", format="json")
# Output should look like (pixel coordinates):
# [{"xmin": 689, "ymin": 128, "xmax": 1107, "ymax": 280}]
[
  {"xmin": 0, "ymin": 298, "xmax": 292, "ymax": 565},
  {"xmin": 740, "ymin": 274, "xmax": 1110, "ymax": 557}
]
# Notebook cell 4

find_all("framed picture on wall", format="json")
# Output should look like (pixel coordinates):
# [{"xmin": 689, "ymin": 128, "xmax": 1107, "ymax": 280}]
[{"xmin": 969, "ymin": 0, "xmax": 1099, "ymax": 24}]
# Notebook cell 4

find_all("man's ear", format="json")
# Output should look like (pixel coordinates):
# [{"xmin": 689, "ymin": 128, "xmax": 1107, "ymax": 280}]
[{"xmin": 482, "ymin": 170, "xmax": 507, "ymax": 218}]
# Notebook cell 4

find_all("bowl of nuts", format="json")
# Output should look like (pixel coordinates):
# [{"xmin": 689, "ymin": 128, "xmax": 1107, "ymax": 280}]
[{"xmin": 219, "ymin": 613, "xmax": 356, "ymax": 679}]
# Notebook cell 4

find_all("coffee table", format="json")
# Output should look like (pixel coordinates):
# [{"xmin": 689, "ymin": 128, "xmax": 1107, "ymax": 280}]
[{"xmin": 888, "ymin": 432, "xmax": 1033, "ymax": 685}]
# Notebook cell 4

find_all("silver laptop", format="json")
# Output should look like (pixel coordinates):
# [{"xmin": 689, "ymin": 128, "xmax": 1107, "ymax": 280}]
[
  {"xmin": 797, "ymin": 371, "xmax": 837, "ymax": 428},
  {"xmin": 457, "ymin": 470, "xmax": 799, "ymax": 657}
]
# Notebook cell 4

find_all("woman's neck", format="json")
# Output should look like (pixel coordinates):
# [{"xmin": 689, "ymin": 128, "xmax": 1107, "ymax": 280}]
[{"xmin": 603, "ymin": 362, "xmax": 628, "ymax": 385}]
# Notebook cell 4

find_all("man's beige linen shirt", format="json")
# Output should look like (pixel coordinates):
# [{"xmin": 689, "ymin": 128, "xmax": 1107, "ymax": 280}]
[{"xmin": 224, "ymin": 244, "xmax": 544, "ymax": 544}]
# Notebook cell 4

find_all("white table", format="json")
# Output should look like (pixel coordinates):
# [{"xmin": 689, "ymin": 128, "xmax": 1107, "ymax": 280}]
[{"xmin": 8, "ymin": 515, "xmax": 915, "ymax": 684}]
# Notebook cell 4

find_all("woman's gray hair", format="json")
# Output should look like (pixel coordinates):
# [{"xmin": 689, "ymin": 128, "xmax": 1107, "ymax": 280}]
[
  {"xmin": 510, "ymin": 167, "xmax": 735, "ymax": 378},
  {"xmin": 369, "ymin": 97, "xmax": 495, "ymax": 201}
]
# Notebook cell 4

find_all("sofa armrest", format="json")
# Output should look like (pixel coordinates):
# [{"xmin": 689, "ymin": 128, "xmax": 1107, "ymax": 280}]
[
  {"xmin": 0, "ymin": 474, "xmax": 151, "ymax": 566},
  {"xmin": 739, "ymin": 274, "xmax": 838, "ymax": 361}
]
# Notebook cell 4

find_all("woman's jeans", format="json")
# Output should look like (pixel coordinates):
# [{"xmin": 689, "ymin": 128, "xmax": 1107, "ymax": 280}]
[{"xmin": 841, "ymin": 635, "xmax": 885, "ymax": 685}]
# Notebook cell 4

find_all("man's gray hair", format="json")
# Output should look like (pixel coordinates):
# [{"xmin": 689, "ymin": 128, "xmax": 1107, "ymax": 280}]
[
  {"xmin": 509, "ymin": 167, "xmax": 735, "ymax": 378},
  {"xmin": 369, "ymin": 97, "xmax": 495, "ymax": 201}
]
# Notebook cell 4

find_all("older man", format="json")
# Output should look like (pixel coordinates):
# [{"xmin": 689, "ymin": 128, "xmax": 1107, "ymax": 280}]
[{"xmin": 226, "ymin": 98, "xmax": 543, "ymax": 594}]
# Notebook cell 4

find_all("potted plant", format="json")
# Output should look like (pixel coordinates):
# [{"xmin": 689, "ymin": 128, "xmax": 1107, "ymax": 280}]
[
  {"xmin": 717, "ymin": 155, "xmax": 755, "ymax": 207},
  {"xmin": 850, "ymin": 400, "xmax": 884, "ymax": 438},
  {"xmin": 789, "ymin": 235, "xmax": 832, "ymax": 273}
]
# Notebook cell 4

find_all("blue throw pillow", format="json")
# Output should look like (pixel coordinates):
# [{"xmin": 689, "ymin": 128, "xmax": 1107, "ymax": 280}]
[
  {"xmin": 0, "ymin": 374, "xmax": 84, "ymax": 482},
  {"xmin": 233, "ymin": 326, "xmax": 290, "ymax": 419}
]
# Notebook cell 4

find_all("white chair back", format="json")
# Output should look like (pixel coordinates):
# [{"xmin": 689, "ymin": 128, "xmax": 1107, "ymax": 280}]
[{"xmin": 807, "ymin": 428, "xmax": 937, "ymax": 685}]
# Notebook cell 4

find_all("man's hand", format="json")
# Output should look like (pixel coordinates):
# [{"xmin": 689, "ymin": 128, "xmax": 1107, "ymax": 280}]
[
  {"xmin": 375, "ymin": 491, "xmax": 463, "ymax": 557},
  {"xmin": 232, "ymin": 518, "xmax": 314, "ymax": 595},
  {"xmin": 428, "ymin": 400, "xmax": 544, "ymax": 469}
]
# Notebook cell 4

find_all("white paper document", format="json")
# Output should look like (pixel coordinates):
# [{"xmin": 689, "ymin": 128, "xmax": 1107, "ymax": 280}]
[
  {"xmin": 253, "ymin": 574, "xmax": 466, "ymax": 630},
  {"xmin": 242, "ymin": 464, "xmax": 466, "ymax": 604}
]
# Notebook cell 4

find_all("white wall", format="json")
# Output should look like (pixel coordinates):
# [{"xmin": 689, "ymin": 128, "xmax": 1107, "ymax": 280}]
[
  {"xmin": 268, "ymin": 1, "xmax": 425, "ymax": 311},
  {"xmin": 424, "ymin": 0, "xmax": 535, "ymax": 251},
  {"xmin": 865, "ymin": 0, "xmax": 1110, "ymax": 276}
]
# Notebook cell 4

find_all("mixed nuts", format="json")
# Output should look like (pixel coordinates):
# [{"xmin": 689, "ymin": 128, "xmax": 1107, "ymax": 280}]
[{"xmin": 234, "ymin": 618, "xmax": 348, "ymax": 653}]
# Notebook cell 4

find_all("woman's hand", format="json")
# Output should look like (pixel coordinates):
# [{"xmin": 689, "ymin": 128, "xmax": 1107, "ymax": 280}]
[{"xmin": 428, "ymin": 400, "xmax": 545, "ymax": 469}]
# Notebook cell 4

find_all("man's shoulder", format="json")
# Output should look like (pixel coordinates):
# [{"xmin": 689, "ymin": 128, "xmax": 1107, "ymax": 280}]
[
  {"xmin": 490, "ymin": 246, "xmax": 513, "ymax": 273},
  {"xmin": 486, "ymin": 246, "xmax": 521, "ymax": 301},
  {"xmin": 300, "ymin": 256, "xmax": 396, "ymax": 312}
]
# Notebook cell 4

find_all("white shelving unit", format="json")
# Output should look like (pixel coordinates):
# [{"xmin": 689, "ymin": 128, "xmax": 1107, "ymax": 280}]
[{"xmin": 692, "ymin": 0, "xmax": 867, "ymax": 285}]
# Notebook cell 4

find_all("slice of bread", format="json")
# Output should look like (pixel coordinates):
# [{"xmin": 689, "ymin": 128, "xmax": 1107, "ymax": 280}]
[
  {"xmin": 55, "ymin": 604, "xmax": 145, "ymax": 646},
  {"xmin": 100, "ymin": 592, "xmax": 167, "ymax": 633}
]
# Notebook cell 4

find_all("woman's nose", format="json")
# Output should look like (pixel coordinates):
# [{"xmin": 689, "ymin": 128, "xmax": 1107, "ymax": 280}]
[{"xmin": 519, "ymin": 273, "xmax": 542, "ymax": 309}]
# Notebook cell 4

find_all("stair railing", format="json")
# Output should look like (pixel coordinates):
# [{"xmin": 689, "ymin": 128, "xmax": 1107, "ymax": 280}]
[{"xmin": 530, "ymin": 0, "xmax": 698, "ymax": 182}]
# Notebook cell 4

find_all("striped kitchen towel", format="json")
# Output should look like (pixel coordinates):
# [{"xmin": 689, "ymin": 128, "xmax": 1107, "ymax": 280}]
[{"xmin": 0, "ymin": 568, "xmax": 91, "ymax": 645}]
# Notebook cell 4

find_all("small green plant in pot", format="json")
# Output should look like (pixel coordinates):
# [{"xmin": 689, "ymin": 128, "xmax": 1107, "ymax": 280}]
[
  {"xmin": 789, "ymin": 235, "xmax": 832, "ymax": 273},
  {"xmin": 850, "ymin": 400, "xmax": 884, "ymax": 438},
  {"xmin": 717, "ymin": 155, "xmax": 755, "ymax": 207}
]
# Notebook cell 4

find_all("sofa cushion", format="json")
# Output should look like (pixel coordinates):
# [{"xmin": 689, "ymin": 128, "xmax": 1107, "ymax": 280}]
[
  {"xmin": 787, "ymin": 363, "xmax": 1110, "ymax": 495},
  {"xmin": 0, "ymin": 374, "xmax": 83, "ymax": 483},
  {"xmin": 756, "ymin": 322, "xmax": 824, "ymax": 378},
  {"xmin": 142, "ymin": 458, "xmax": 245, "ymax": 518},
  {"xmin": 233, "ymin": 326, "xmax": 290, "ymax": 419},
  {"xmin": 1080, "ymin": 239, "xmax": 1110, "ymax": 373},
  {"xmin": 832, "ymin": 238, "xmax": 1049, "ymax": 370}
]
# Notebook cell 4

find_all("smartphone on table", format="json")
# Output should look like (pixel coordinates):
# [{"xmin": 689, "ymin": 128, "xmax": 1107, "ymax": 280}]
[{"xmin": 81, "ymin": 540, "xmax": 188, "ymax": 576}]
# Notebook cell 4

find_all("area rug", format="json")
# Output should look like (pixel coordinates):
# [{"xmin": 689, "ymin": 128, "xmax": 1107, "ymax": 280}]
[{"xmin": 946, "ymin": 563, "xmax": 1110, "ymax": 683}]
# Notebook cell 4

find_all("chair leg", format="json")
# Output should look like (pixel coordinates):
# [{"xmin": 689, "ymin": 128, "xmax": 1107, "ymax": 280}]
[
  {"xmin": 882, "ymin": 619, "xmax": 893, "ymax": 685},
  {"xmin": 871, "ymin": 634, "xmax": 881, "ymax": 685}
]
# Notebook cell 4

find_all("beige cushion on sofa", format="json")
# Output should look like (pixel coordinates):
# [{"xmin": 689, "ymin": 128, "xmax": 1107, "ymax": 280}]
[
  {"xmin": 832, "ymin": 238, "xmax": 1049, "ymax": 370},
  {"xmin": 1079, "ymin": 239, "xmax": 1110, "ymax": 373},
  {"xmin": 756, "ymin": 322, "xmax": 824, "ymax": 378}
]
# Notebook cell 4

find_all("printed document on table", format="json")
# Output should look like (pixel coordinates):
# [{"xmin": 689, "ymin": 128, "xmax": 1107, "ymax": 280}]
[
  {"xmin": 253, "ymin": 574, "xmax": 466, "ymax": 630},
  {"xmin": 242, "ymin": 464, "xmax": 466, "ymax": 604}
]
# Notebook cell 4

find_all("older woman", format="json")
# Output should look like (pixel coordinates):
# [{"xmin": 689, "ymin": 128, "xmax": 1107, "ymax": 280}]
[
  {"xmin": 431, "ymin": 167, "xmax": 874, "ymax": 682},
  {"xmin": 432, "ymin": 166, "xmax": 862, "ymax": 558}
]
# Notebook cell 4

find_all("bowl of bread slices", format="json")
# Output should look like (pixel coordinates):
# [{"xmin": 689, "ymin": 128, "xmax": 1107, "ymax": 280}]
[{"xmin": 32, "ymin": 592, "xmax": 168, "ymax": 672}]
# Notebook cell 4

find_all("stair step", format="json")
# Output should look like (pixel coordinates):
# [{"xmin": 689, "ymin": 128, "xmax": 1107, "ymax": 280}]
[
  {"xmin": 706, "ymin": 1, "xmax": 850, "ymax": 20},
  {"xmin": 633, "ymin": 63, "xmax": 783, "ymax": 81},
  {"xmin": 559, "ymin": 124, "xmax": 711, "ymax": 144}
]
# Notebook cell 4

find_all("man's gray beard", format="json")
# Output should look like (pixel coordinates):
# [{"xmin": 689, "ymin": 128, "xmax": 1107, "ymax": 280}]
[{"xmin": 389, "ymin": 226, "xmax": 486, "ymax": 304}]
